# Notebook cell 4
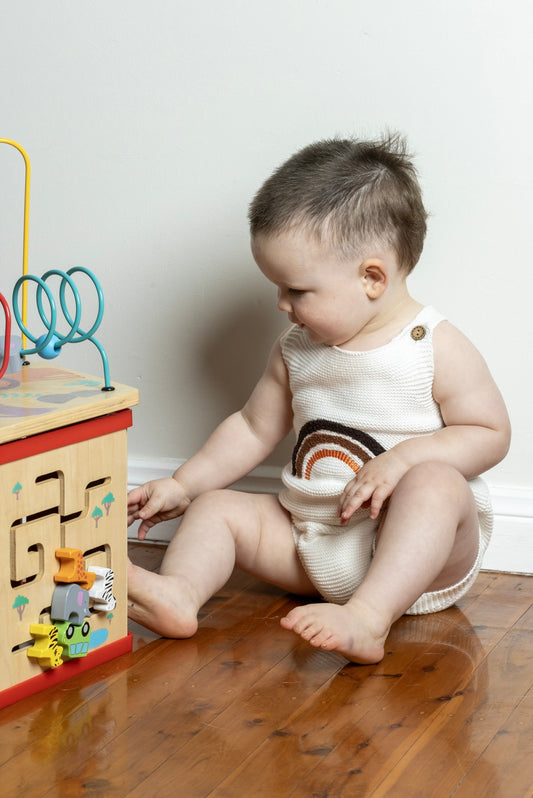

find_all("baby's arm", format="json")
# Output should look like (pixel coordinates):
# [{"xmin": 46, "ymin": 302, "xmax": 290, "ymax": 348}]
[
  {"xmin": 172, "ymin": 336, "xmax": 292, "ymax": 496},
  {"xmin": 340, "ymin": 321, "xmax": 511, "ymax": 522},
  {"xmin": 128, "ymin": 336, "xmax": 293, "ymax": 538}
]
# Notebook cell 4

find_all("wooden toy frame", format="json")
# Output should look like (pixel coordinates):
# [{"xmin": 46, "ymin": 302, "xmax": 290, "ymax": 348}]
[{"xmin": 0, "ymin": 363, "xmax": 139, "ymax": 709}]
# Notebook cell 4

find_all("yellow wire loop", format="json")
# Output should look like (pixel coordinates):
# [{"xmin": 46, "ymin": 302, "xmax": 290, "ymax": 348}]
[{"xmin": 0, "ymin": 138, "xmax": 31, "ymax": 349}]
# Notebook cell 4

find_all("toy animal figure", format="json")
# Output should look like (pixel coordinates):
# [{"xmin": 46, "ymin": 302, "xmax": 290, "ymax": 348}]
[
  {"xmin": 88, "ymin": 566, "xmax": 116, "ymax": 611},
  {"xmin": 54, "ymin": 547, "xmax": 96, "ymax": 590},
  {"xmin": 51, "ymin": 583, "xmax": 91, "ymax": 625},
  {"xmin": 27, "ymin": 623, "xmax": 63, "ymax": 669},
  {"xmin": 55, "ymin": 620, "xmax": 91, "ymax": 659}
]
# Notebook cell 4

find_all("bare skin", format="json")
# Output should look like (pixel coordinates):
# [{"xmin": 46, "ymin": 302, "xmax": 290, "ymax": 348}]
[
  {"xmin": 127, "ymin": 229, "xmax": 511, "ymax": 663},
  {"xmin": 128, "ymin": 461, "xmax": 479, "ymax": 663},
  {"xmin": 280, "ymin": 462, "xmax": 480, "ymax": 662},
  {"xmin": 128, "ymin": 489, "xmax": 318, "ymax": 639}
]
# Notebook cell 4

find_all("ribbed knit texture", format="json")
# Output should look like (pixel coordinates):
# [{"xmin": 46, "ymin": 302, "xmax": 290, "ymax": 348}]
[{"xmin": 279, "ymin": 306, "xmax": 493, "ymax": 612}]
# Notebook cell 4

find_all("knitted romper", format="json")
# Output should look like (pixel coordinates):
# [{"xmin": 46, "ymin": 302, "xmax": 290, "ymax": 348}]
[{"xmin": 279, "ymin": 306, "xmax": 492, "ymax": 615}]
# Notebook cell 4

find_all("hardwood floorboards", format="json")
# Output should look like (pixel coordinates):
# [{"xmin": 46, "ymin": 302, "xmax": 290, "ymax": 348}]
[{"xmin": 0, "ymin": 542, "xmax": 532, "ymax": 797}]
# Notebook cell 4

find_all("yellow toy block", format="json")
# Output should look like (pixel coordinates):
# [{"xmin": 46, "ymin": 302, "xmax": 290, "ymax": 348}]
[{"xmin": 27, "ymin": 623, "xmax": 63, "ymax": 669}]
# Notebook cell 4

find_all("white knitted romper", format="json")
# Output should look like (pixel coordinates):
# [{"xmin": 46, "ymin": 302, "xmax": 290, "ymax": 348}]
[{"xmin": 279, "ymin": 306, "xmax": 492, "ymax": 614}]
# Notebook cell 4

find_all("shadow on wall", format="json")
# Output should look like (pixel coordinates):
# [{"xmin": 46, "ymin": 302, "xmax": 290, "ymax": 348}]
[{"xmin": 197, "ymin": 284, "xmax": 293, "ymax": 468}]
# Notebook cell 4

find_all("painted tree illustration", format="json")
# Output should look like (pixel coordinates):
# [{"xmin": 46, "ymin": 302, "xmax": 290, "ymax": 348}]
[
  {"xmin": 102, "ymin": 492, "xmax": 115, "ymax": 516},
  {"xmin": 12, "ymin": 482, "xmax": 22, "ymax": 500},
  {"xmin": 13, "ymin": 595, "xmax": 29, "ymax": 620},
  {"xmin": 92, "ymin": 506, "xmax": 103, "ymax": 528}
]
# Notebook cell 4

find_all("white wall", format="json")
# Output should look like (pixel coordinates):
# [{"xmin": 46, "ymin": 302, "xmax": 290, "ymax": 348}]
[{"xmin": 1, "ymin": 1, "xmax": 532, "ymax": 564}]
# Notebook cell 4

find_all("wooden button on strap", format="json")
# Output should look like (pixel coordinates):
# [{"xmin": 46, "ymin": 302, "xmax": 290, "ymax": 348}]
[{"xmin": 410, "ymin": 325, "xmax": 426, "ymax": 341}]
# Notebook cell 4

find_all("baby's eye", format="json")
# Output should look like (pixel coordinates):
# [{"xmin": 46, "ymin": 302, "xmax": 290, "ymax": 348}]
[{"xmin": 288, "ymin": 288, "xmax": 305, "ymax": 297}]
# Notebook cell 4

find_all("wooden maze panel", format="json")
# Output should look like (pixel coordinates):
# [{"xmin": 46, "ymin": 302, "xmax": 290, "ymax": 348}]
[{"xmin": 0, "ymin": 430, "xmax": 128, "ymax": 692}]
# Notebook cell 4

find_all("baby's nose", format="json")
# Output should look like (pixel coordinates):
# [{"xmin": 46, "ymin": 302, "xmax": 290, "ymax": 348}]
[{"xmin": 277, "ymin": 289, "xmax": 292, "ymax": 312}]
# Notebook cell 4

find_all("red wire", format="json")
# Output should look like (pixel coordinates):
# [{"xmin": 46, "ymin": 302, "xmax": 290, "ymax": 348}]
[{"xmin": 0, "ymin": 292, "xmax": 12, "ymax": 379}]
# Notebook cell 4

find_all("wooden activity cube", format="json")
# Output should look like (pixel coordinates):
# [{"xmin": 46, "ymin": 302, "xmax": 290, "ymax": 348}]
[{"xmin": 0, "ymin": 364, "xmax": 139, "ymax": 708}]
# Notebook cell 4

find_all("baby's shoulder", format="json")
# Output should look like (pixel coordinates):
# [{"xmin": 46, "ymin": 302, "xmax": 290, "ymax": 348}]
[
  {"xmin": 432, "ymin": 319, "xmax": 492, "ymax": 400},
  {"xmin": 432, "ymin": 318, "xmax": 479, "ymax": 355}
]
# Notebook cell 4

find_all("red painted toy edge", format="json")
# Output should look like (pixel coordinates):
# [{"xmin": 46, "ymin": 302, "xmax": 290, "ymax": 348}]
[
  {"xmin": 0, "ymin": 632, "xmax": 133, "ymax": 710},
  {"xmin": 0, "ymin": 408, "xmax": 133, "ymax": 465}
]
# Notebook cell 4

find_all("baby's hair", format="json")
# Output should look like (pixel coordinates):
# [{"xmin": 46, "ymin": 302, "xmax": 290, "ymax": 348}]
[{"xmin": 248, "ymin": 133, "xmax": 427, "ymax": 274}]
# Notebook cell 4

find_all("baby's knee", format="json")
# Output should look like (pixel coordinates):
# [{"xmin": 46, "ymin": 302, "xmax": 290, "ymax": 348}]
[
  {"xmin": 186, "ymin": 489, "xmax": 257, "ymax": 533},
  {"xmin": 390, "ymin": 463, "xmax": 476, "ymax": 533},
  {"xmin": 398, "ymin": 461, "xmax": 468, "ymax": 499},
  {"xmin": 187, "ymin": 488, "xmax": 238, "ymax": 517}
]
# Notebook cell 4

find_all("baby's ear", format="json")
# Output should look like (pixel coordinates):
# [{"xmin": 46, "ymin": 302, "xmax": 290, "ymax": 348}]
[{"xmin": 360, "ymin": 259, "xmax": 387, "ymax": 299}]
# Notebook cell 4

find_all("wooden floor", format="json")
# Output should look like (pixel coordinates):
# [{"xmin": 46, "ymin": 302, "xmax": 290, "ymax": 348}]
[{"xmin": 1, "ymin": 543, "xmax": 532, "ymax": 797}]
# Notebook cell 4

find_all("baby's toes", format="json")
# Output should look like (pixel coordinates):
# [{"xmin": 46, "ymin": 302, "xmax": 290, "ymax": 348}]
[
  {"xmin": 281, "ymin": 606, "xmax": 316, "ymax": 637},
  {"xmin": 308, "ymin": 626, "xmax": 334, "ymax": 649}
]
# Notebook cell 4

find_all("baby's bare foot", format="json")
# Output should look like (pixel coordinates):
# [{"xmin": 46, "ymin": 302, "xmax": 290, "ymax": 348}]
[
  {"xmin": 280, "ymin": 598, "xmax": 389, "ymax": 664},
  {"xmin": 127, "ymin": 559, "xmax": 199, "ymax": 638}
]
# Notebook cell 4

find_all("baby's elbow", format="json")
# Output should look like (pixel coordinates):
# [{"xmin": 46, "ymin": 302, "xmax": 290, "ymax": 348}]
[
  {"xmin": 502, "ymin": 421, "xmax": 512, "ymax": 459},
  {"xmin": 492, "ymin": 418, "xmax": 512, "ymax": 466}
]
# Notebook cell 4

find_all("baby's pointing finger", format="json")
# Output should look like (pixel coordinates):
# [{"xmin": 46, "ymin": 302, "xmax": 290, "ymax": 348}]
[{"xmin": 339, "ymin": 492, "xmax": 362, "ymax": 521}]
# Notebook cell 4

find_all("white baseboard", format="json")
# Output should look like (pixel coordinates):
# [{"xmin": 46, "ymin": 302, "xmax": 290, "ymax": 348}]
[
  {"xmin": 483, "ymin": 486, "xmax": 533, "ymax": 574},
  {"xmin": 127, "ymin": 457, "xmax": 533, "ymax": 575}
]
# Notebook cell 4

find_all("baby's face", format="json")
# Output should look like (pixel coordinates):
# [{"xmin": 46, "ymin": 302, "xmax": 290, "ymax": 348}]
[{"xmin": 251, "ymin": 229, "xmax": 376, "ymax": 350}]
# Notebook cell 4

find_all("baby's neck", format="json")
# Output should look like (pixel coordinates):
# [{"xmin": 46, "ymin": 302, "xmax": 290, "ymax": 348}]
[{"xmin": 343, "ymin": 291, "xmax": 423, "ymax": 352}]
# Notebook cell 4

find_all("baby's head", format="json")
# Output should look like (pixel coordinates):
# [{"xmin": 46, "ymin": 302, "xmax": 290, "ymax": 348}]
[{"xmin": 249, "ymin": 134, "xmax": 427, "ymax": 275}]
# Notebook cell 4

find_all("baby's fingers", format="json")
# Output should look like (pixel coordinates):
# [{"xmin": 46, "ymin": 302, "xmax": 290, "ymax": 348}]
[
  {"xmin": 127, "ymin": 507, "xmax": 140, "ymax": 527},
  {"xmin": 367, "ymin": 487, "xmax": 388, "ymax": 520},
  {"xmin": 339, "ymin": 481, "xmax": 371, "ymax": 523},
  {"xmin": 137, "ymin": 517, "xmax": 156, "ymax": 541}
]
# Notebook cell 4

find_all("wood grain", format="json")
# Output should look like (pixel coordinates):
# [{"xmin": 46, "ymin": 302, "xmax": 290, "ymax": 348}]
[
  {"xmin": 0, "ymin": 364, "xmax": 139, "ymax": 444},
  {"xmin": 0, "ymin": 547, "xmax": 531, "ymax": 798}
]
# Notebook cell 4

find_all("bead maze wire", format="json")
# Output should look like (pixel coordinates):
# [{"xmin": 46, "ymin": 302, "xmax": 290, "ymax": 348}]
[
  {"xmin": 0, "ymin": 292, "xmax": 12, "ymax": 380},
  {"xmin": 12, "ymin": 267, "xmax": 113, "ymax": 390},
  {"xmin": 0, "ymin": 138, "xmax": 30, "ymax": 351},
  {"xmin": 0, "ymin": 139, "xmax": 114, "ymax": 390}
]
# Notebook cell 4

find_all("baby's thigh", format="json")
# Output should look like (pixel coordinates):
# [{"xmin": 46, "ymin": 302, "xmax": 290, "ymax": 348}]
[{"xmin": 226, "ymin": 491, "xmax": 317, "ymax": 596}]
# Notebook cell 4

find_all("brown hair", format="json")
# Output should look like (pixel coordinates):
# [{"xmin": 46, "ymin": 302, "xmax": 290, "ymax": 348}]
[{"xmin": 248, "ymin": 133, "xmax": 427, "ymax": 273}]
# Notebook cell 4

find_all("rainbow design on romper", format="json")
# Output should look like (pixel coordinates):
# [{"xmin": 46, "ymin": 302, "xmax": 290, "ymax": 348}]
[{"xmin": 292, "ymin": 419, "xmax": 386, "ymax": 479}]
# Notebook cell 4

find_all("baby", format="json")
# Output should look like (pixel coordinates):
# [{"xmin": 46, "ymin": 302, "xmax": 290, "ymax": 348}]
[{"xmin": 127, "ymin": 134, "xmax": 510, "ymax": 663}]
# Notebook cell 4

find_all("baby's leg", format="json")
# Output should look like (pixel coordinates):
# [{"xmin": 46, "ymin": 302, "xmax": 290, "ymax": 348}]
[
  {"xmin": 128, "ymin": 489, "xmax": 315, "ymax": 637},
  {"xmin": 281, "ymin": 462, "xmax": 480, "ymax": 663}
]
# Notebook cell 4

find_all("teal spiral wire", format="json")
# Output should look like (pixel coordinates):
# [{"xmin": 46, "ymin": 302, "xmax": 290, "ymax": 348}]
[{"xmin": 12, "ymin": 267, "xmax": 113, "ymax": 391}]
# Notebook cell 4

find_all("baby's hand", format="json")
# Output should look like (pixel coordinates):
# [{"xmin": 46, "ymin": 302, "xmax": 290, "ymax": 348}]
[
  {"xmin": 339, "ymin": 450, "xmax": 408, "ymax": 524},
  {"xmin": 127, "ymin": 477, "xmax": 191, "ymax": 540}
]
